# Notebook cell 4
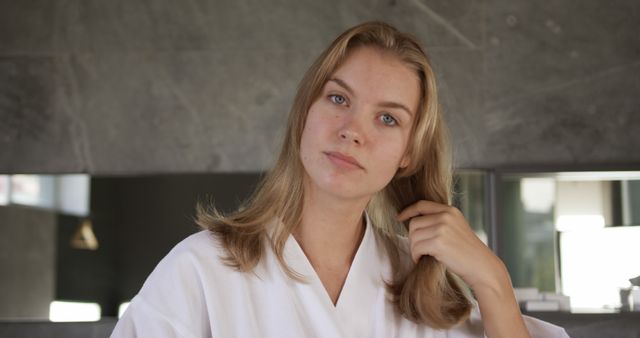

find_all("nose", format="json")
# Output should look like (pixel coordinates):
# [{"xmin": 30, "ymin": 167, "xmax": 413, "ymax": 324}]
[
  {"xmin": 339, "ymin": 129, "xmax": 361, "ymax": 144},
  {"xmin": 338, "ymin": 117, "xmax": 364, "ymax": 145}
]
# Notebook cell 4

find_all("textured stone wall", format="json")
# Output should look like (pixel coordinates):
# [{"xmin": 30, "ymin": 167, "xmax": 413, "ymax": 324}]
[{"xmin": 1, "ymin": 0, "xmax": 639, "ymax": 174}]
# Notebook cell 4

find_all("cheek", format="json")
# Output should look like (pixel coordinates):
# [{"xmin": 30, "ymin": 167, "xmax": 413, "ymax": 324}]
[
  {"xmin": 303, "ymin": 107, "xmax": 339, "ymax": 140},
  {"xmin": 299, "ymin": 109, "xmax": 325, "ymax": 160},
  {"xmin": 299, "ymin": 123, "xmax": 314, "ymax": 162},
  {"xmin": 376, "ymin": 137, "xmax": 410, "ymax": 173},
  {"xmin": 301, "ymin": 112, "xmax": 319, "ymax": 144}
]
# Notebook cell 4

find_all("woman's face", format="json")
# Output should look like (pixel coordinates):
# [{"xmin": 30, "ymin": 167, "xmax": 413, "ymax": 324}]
[{"xmin": 299, "ymin": 46, "xmax": 420, "ymax": 202}]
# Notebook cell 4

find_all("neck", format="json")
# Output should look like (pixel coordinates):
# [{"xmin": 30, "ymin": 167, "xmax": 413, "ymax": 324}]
[{"xmin": 294, "ymin": 186, "xmax": 369, "ymax": 268}]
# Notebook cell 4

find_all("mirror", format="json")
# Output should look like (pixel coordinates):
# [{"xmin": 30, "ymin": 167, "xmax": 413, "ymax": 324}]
[
  {"xmin": 6, "ymin": 169, "xmax": 638, "ymax": 320},
  {"xmin": 499, "ymin": 170, "xmax": 640, "ymax": 311}
]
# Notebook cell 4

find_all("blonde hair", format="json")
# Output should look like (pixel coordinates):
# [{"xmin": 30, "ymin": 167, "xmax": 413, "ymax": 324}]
[{"xmin": 196, "ymin": 21, "xmax": 471, "ymax": 329}]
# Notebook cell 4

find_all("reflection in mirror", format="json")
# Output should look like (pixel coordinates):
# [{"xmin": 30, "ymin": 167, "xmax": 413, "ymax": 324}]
[{"xmin": 500, "ymin": 171, "xmax": 640, "ymax": 312}]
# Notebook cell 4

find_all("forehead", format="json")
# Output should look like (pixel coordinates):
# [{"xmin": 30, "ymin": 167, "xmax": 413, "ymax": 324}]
[{"xmin": 329, "ymin": 46, "xmax": 421, "ymax": 112}]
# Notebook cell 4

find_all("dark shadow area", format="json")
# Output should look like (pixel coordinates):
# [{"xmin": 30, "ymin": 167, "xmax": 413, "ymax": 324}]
[{"xmin": 56, "ymin": 173, "xmax": 262, "ymax": 317}]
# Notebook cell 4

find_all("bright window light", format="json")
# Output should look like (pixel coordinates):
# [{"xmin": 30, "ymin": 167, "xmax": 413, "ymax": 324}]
[
  {"xmin": 11, "ymin": 174, "xmax": 43, "ymax": 206},
  {"xmin": 2, "ymin": 174, "xmax": 91, "ymax": 215},
  {"xmin": 49, "ymin": 301, "xmax": 101, "ymax": 322},
  {"xmin": 560, "ymin": 226, "xmax": 640, "ymax": 310},
  {"xmin": 520, "ymin": 178, "xmax": 555, "ymax": 213},
  {"xmin": 556, "ymin": 215, "xmax": 605, "ymax": 232},
  {"xmin": 118, "ymin": 302, "xmax": 131, "ymax": 318},
  {"xmin": 10, "ymin": 175, "xmax": 55, "ymax": 208},
  {"xmin": 56, "ymin": 174, "xmax": 90, "ymax": 216}
]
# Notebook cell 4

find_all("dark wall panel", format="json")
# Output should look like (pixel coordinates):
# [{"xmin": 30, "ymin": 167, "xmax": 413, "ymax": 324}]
[{"xmin": 90, "ymin": 173, "xmax": 261, "ymax": 311}]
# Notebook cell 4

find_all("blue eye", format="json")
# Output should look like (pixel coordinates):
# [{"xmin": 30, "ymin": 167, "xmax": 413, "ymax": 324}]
[
  {"xmin": 380, "ymin": 113, "xmax": 398, "ymax": 126},
  {"xmin": 329, "ymin": 94, "xmax": 346, "ymax": 105}
]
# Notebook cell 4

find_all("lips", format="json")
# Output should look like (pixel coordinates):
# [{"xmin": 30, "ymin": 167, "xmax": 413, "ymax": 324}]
[{"xmin": 324, "ymin": 151, "xmax": 364, "ymax": 170}]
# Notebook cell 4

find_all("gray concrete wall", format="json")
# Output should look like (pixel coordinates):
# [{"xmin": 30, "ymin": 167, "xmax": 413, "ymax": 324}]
[
  {"xmin": 1, "ymin": 0, "xmax": 639, "ymax": 174},
  {"xmin": 0, "ymin": 205, "xmax": 56, "ymax": 320}
]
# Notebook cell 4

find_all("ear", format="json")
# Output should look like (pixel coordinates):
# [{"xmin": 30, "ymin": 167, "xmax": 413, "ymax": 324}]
[{"xmin": 399, "ymin": 154, "xmax": 410, "ymax": 169}]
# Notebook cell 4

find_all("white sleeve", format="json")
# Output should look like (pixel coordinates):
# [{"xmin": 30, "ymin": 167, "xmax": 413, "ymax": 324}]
[
  {"xmin": 110, "ymin": 295, "xmax": 199, "ymax": 338},
  {"xmin": 109, "ymin": 237, "xmax": 212, "ymax": 338}
]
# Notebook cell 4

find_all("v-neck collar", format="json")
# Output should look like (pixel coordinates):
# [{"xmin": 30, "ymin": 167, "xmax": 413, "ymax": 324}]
[{"xmin": 281, "ymin": 213, "xmax": 391, "ymax": 336}]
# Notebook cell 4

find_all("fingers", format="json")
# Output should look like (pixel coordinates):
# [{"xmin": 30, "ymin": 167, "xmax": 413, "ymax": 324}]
[
  {"xmin": 397, "ymin": 200, "xmax": 453, "ymax": 222},
  {"xmin": 401, "ymin": 201, "xmax": 467, "ymax": 264},
  {"xmin": 407, "ymin": 212, "xmax": 447, "ymax": 237},
  {"xmin": 411, "ymin": 238, "xmax": 440, "ymax": 263},
  {"xmin": 409, "ymin": 226, "xmax": 445, "ymax": 262}
]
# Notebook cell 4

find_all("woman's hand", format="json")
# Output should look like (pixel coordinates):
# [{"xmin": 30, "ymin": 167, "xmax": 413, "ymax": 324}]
[
  {"xmin": 397, "ymin": 200, "xmax": 504, "ymax": 291},
  {"xmin": 398, "ymin": 200, "xmax": 531, "ymax": 338}
]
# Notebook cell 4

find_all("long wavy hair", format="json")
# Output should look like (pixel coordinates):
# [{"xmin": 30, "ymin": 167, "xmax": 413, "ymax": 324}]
[{"xmin": 196, "ymin": 21, "xmax": 471, "ymax": 329}]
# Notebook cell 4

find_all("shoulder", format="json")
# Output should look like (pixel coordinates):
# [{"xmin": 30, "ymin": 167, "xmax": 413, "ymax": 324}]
[
  {"xmin": 137, "ymin": 230, "xmax": 227, "ymax": 294},
  {"xmin": 113, "ymin": 230, "xmax": 227, "ymax": 337},
  {"xmin": 168, "ymin": 229, "xmax": 225, "ymax": 262},
  {"xmin": 140, "ymin": 230, "xmax": 232, "ymax": 290},
  {"xmin": 145, "ymin": 230, "xmax": 224, "ymax": 276}
]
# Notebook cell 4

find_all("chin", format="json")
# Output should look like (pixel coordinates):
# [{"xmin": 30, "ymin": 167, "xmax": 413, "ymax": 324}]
[
  {"xmin": 313, "ymin": 177, "xmax": 380, "ymax": 201},
  {"xmin": 302, "ymin": 162, "xmax": 389, "ymax": 201}
]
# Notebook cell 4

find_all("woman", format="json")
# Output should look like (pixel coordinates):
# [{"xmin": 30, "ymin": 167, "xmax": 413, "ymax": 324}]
[{"xmin": 111, "ymin": 22, "xmax": 568, "ymax": 338}]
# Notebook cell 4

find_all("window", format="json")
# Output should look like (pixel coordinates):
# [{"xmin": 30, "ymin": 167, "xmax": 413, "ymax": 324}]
[{"xmin": 0, "ymin": 174, "xmax": 90, "ymax": 216}]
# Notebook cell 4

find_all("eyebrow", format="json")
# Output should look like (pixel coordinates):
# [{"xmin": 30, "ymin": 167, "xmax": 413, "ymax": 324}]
[{"xmin": 328, "ymin": 77, "xmax": 415, "ymax": 118}]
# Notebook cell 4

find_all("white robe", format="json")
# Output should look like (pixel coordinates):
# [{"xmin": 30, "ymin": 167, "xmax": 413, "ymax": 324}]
[{"xmin": 111, "ymin": 216, "xmax": 568, "ymax": 338}]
